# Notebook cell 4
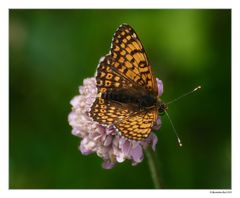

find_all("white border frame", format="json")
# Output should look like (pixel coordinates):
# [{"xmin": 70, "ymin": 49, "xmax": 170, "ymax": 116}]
[{"xmin": 1, "ymin": 1, "xmax": 239, "ymax": 198}]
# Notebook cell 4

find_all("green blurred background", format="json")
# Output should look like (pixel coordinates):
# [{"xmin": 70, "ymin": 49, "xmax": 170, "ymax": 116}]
[{"xmin": 9, "ymin": 9, "xmax": 231, "ymax": 189}]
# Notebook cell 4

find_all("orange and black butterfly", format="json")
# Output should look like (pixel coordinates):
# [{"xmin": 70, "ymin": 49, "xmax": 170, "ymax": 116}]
[{"xmin": 89, "ymin": 24, "xmax": 167, "ymax": 141}]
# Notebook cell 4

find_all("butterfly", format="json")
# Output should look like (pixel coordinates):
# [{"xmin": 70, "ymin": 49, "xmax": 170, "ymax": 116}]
[{"xmin": 89, "ymin": 24, "xmax": 167, "ymax": 141}]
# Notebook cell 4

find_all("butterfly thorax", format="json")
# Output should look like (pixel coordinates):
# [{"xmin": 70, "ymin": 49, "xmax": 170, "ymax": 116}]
[{"xmin": 138, "ymin": 94, "xmax": 157, "ymax": 108}]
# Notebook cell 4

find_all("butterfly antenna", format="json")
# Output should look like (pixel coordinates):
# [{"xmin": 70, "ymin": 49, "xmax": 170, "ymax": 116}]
[
  {"xmin": 167, "ymin": 86, "xmax": 201, "ymax": 105},
  {"xmin": 164, "ymin": 110, "xmax": 182, "ymax": 147}
]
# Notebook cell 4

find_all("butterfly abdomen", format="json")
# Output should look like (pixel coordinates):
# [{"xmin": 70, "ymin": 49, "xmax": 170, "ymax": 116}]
[
  {"xmin": 102, "ymin": 91, "xmax": 137, "ymax": 104},
  {"xmin": 102, "ymin": 91, "xmax": 157, "ymax": 109}
]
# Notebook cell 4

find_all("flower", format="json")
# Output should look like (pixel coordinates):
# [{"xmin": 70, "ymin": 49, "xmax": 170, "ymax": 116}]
[{"xmin": 68, "ymin": 77, "xmax": 163, "ymax": 169}]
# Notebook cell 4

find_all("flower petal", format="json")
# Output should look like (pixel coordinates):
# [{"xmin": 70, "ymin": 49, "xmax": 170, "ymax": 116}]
[
  {"xmin": 130, "ymin": 144, "xmax": 143, "ymax": 163},
  {"xmin": 156, "ymin": 78, "xmax": 163, "ymax": 96},
  {"xmin": 102, "ymin": 161, "xmax": 115, "ymax": 169},
  {"xmin": 79, "ymin": 141, "xmax": 94, "ymax": 155},
  {"xmin": 152, "ymin": 116, "xmax": 161, "ymax": 130}
]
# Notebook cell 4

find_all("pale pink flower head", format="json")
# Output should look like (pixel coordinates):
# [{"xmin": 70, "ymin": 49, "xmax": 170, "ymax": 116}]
[{"xmin": 68, "ymin": 77, "xmax": 163, "ymax": 169}]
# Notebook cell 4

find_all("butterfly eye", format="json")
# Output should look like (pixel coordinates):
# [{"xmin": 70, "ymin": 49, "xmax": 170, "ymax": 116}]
[{"xmin": 158, "ymin": 103, "xmax": 167, "ymax": 115}]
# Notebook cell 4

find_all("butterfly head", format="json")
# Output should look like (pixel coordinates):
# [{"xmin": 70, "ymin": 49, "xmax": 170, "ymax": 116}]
[{"xmin": 157, "ymin": 99, "xmax": 168, "ymax": 115}]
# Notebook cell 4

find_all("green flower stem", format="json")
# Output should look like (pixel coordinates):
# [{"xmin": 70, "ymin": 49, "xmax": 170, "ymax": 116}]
[{"xmin": 145, "ymin": 148, "xmax": 163, "ymax": 189}]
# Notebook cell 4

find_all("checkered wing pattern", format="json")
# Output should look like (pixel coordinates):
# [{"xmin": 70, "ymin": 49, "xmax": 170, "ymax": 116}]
[
  {"xmin": 90, "ymin": 96, "xmax": 132, "ymax": 126},
  {"xmin": 90, "ymin": 24, "xmax": 159, "ymax": 141},
  {"xmin": 110, "ymin": 24, "xmax": 158, "ymax": 93},
  {"xmin": 95, "ymin": 55, "xmax": 129, "ymax": 94},
  {"xmin": 90, "ymin": 96, "xmax": 158, "ymax": 141},
  {"xmin": 115, "ymin": 108, "xmax": 158, "ymax": 140}
]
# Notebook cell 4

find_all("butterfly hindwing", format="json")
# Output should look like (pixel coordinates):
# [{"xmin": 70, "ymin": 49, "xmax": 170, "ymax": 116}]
[
  {"xmin": 89, "ymin": 97, "xmax": 132, "ymax": 126},
  {"xmin": 90, "ymin": 97, "xmax": 157, "ymax": 141},
  {"xmin": 114, "ymin": 108, "xmax": 158, "ymax": 141}
]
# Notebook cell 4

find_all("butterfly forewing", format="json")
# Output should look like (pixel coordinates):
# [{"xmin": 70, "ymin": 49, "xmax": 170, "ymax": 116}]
[
  {"xmin": 111, "ymin": 24, "xmax": 158, "ymax": 94},
  {"xmin": 95, "ymin": 55, "xmax": 126, "ymax": 94}
]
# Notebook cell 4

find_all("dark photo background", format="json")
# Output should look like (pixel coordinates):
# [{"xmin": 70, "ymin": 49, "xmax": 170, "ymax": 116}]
[{"xmin": 9, "ymin": 9, "xmax": 231, "ymax": 189}]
